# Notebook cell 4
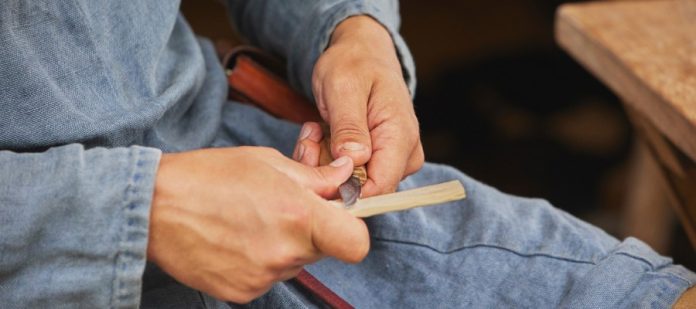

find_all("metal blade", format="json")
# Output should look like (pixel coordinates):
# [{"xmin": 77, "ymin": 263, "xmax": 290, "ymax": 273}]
[{"xmin": 338, "ymin": 176, "xmax": 361, "ymax": 207}]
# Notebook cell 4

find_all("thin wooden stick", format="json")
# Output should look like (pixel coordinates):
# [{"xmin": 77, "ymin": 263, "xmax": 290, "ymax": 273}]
[{"xmin": 329, "ymin": 180, "xmax": 466, "ymax": 218}]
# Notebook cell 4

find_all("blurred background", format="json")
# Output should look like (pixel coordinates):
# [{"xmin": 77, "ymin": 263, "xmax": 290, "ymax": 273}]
[{"xmin": 181, "ymin": 0, "xmax": 695, "ymax": 269}]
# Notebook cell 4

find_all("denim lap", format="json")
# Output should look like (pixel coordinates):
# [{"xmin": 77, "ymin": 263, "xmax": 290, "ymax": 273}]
[
  {"xmin": 207, "ymin": 102, "xmax": 696, "ymax": 308},
  {"xmin": 305, "ymin": 163, "xmax": 695, "ymax": 308}
]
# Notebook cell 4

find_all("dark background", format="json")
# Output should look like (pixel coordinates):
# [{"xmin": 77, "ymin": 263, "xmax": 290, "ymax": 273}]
[{"xmin": 181, "ymin": 0, "xmax": 695, "ymax": 269}]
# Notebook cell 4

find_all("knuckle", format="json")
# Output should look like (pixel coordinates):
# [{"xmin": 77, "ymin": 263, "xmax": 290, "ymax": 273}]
[
  {"xmin": 410, "ymin": 145, "xmax": 425, "ymax": 171},
  {"xmin": 288, "ymin": 267, "xmax": 303, "ymax": 278},
  {"xmin": 312, "ymin": 60, "xmax": 325, "ymax": 79},
  {"xmin": 235, "ymin": 295, "xmax": 254, "ymax": 304},
  {"xmin": 233, "ymin": 290, "xmax": 261, "ymax": 304},
  {"xmin": 215, "ymin": 273, "xmax": 275, "ymax": 303},
  {"xmin": 310, "ymin": 169, "xmax": 334, "ymax": 196},
  {"xmin": 236, "ymin": 147, "xmax": 274, "ymax": 165},
  {"xmin": 325, "ymin": 73, "xmax": 363, "ymax": 95},
  {"xmin": 248, "ymin": 273, "xmax": 275, "ymax": 294},
  {"xmin": 406, "ymin": 162, "xmax": 422, "ymax": 175},
  {"xmin": 415, "ymin": 146, "xmax": 425, "ymax": 163},
  {"xmin": 404, "ymin": 118, "xmax": 421, "ymax": 143},
  {"xmin": 259, "ymin": 147, "xmax": 283, "ymax": 158},
  {"xmin": 268, "ymin": 243, "xmax": 303, "ymax": 270},
  {"xmin": 236, "ymin": 146, "xmax": 257, "ymax": 155},
  {"xmin": 333, "ymin": 121, "xmax": 369, "ymax": 141},
  {"xmin": 405, "ymin": 162, "xmax": 424, "ymax": 177},
  {"xmin": 383, "ymin": 183, "xmax": 399, "ymax": 194},
  {"xmin": 218, "ymin": 287, "xmax": 252, "ymax": 304},
  {"xmin": 373, "ymin": 178, "xmax": 399, "ymax": 194},
  {"xmin": 284, "ymin": 203, "xmax": 311, "ymax": 230},
  {"xmin": 233, "ymin": 294, "xmax": 252, "ymax": 304},
  {"xmin": 350, "ymin": 56, "xmax": 390, "ymax": 75}
]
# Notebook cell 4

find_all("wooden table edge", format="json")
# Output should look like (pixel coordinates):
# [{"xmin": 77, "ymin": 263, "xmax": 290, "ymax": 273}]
[{"xmin": 554, "ymin": 1, "xmax": 696, "ymax": 162}]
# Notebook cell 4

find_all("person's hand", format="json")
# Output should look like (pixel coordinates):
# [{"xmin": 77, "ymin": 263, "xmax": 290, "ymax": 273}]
[
  {"xmin": 312, "ymin": 15, "xmax": 424, "ymax": 197},
  {"xmin": 147, "ymin": 147, "xmax": 369, "ymax": 303}
]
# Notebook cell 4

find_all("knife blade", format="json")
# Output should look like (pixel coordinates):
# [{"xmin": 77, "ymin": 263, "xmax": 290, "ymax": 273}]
[
  {"xmin": 340, "ymin": 164, "xmax": 367, "ymax": 207},
  {"xmin": 338, "ymin": 175, "xmax": 361, "ymax": 207}
]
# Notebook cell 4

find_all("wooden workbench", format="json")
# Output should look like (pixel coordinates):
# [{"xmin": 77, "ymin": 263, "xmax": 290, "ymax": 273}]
[{"xmin": 556, "ymin": 0, "xmax": 696, "ymax": 248}]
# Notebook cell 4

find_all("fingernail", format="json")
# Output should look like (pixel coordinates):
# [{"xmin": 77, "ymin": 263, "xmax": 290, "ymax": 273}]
[
  {"xmin": 299, "ymin": 124, "xmax": 312, "ymax": 140},
  {"xmin": 340, "ymin": 142, "xmax": 365, "ymax": 152},
  {"xmin": 297, "ymin": 144, "xmax": 305, "ymax": 161},
  {"xmin": 330, "ymin": 156, "xmax": 350, "ymax": 167}
]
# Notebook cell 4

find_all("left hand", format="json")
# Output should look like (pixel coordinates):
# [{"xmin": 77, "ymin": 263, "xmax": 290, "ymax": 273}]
[{"xmin": 304, "ymin": 15, "xmax": 424, "ymax": 197}]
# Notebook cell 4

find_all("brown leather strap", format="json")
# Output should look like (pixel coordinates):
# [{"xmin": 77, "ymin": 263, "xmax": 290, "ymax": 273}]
[
  {"xmin": 294, "ymin": 270, "xmax": 354, "ymax": 309},
  {"xmin": 224, "ymin": 47, "xmax": 321, "ymax": 124}
]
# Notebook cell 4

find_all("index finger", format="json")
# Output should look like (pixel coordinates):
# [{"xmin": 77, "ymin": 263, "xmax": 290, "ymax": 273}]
[{"xmin": 308, "ymin": 194, "xmax": 370, "ymax": 263}]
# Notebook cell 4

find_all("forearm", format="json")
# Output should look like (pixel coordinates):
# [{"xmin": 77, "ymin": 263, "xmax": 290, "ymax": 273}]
[{"xmin": 0, "ymin": 144, "xmax": 160, "ymax": 308}]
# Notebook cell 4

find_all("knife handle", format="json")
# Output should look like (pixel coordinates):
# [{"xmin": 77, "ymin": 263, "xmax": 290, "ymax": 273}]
[{"xmin": 319, "ymin": 124, "xmax": 367, "ymax": 185}]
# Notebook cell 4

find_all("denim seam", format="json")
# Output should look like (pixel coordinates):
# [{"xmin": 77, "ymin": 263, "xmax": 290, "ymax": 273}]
[
  {"xmin": 610, "ymin": 251, "xmax": 696, "ymax": 290},
  {"xmin": 109, "ymin": 149, "xmax": 133, "ymax": 308},
  {"xmin": 665, "ymin": 268, "xmax": 696, "ymax": 287},
  {"xmin": 614, "ymin": 252, "xmax": 657, "ymax": 270},
  {"xmin": 375, "ymin": 237, "xmax": 696, "ymax": 289},
  {"xmin": 650, "ymin": 266, "xmax": 695, "ymax": 287},
  {"xmin": 372, "ymin": 237, "xmax": 597, "ymax": 265},
  {"xmin": 111, "ymin": 148, "xmax": 137, "ymax": 308},
  {"xmin": 110, "ymin": 147, "xmax": 160, "ymax": 308},
  {"xmin": 637, "ymin": 272, "xmax": 692, "ymax": 308},
  {"xmin": 611, "ymin": 251, "xmax": 693, "ymax": 285}
]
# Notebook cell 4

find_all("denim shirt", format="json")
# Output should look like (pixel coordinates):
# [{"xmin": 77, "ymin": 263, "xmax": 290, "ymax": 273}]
[{"xmin": 0, "ymin": 1, "xmax": 415, "ymax": 307}]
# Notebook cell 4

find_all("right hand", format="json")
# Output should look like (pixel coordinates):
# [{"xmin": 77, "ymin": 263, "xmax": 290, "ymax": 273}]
[{"xmin": 147, "ymin": 147, "xmax": 370, "ymax": 303}]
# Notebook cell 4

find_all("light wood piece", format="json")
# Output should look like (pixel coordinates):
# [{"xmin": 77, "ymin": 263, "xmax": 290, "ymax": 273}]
[{"xmin": 329, "ymin": 180, "xmax": 467, "ymax": 218}]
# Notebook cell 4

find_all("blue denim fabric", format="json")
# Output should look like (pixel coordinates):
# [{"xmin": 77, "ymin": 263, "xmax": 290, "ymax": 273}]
[
  {"xmin": 141, "ymin": 103, "xmax": 696, "ymax": 309},
  {"xmin": 0, "ymin": 1, "xmax": 693, "ymax": 308}
]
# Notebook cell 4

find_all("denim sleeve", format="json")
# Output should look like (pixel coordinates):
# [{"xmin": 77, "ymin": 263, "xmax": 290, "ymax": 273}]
[
  {"xmin": 223, "ymin": 0, "xmax": 417, "ymax": 99},
  {"xmin": 0, "ymin": 144, "xmax": 161, "ymax": 308}
]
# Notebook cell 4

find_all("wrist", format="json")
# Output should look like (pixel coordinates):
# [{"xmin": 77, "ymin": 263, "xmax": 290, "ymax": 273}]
[
  {"xmin": 330, "ymin": 16, "xmax": 399, "ymax": 66},
  {"xmin": 331, "ymin": 16, "xmax": 389, "ymax": 43}
]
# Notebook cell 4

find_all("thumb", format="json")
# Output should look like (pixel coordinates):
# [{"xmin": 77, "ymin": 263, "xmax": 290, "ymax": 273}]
[
  {"xmin": 309, "ymin": 156, "xmax": 355, "ymax": 198},
  {"xmin": 322, "ymin": 90, "xmax": 372, "ymax": 167},
  {"xmin": 276, "ymin": 156, "xmax": 355, "ymax": 199}
]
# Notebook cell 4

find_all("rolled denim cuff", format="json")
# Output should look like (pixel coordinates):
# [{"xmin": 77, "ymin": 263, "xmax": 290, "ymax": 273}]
[
  {"xmin": 0, "ymin": 144, "xmax": 161, "ymax": 308},
  {"xmin": 113, "ymin": 146, "xmax": 161, "ymax": 307},
  {"xmin": 287, "ymin": 0, "xmax": 417, "ymax": 100}
]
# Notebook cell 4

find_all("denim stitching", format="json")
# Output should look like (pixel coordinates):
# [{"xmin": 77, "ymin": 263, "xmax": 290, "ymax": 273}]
[
  {"xmin": 376, "ymin": 236, "xmax": 696, "ymax": 289},
  {"xmin": 373, "ymin": 237, "xmax": 597, "ymax": 265},
  {"xmin": 109, "ymin": 148, "xmax": 133, "ymax": 308}
]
